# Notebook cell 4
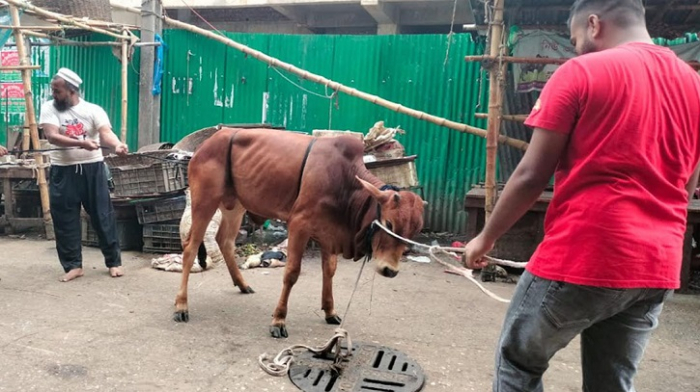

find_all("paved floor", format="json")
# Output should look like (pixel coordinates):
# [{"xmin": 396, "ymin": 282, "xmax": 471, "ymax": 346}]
[{"xmin": 1, "ymin": 236, "xmax": 699, "ymax": 392}]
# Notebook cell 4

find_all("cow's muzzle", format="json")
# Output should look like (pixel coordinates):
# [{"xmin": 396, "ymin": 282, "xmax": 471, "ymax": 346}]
[{"xmin": 381, "ymin": 266, "xmax": 399, "ymax": 278}]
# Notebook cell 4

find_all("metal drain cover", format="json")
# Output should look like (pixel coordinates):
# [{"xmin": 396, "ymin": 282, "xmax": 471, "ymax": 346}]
[{"xmin": 288, "ymin": 341, "xmax": 425, "ymax": 392}]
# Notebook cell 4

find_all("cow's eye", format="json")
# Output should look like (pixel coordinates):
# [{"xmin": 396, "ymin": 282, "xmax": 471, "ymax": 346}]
[{"xmin": 386, "ymin": 221, "xmax": 393, "ymax": 231}]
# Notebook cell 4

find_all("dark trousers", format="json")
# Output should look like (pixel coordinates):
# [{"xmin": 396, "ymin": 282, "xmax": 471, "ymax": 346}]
[{"xmin": 49, "ymin": 162, "xmax": 121, "ymax": 272}]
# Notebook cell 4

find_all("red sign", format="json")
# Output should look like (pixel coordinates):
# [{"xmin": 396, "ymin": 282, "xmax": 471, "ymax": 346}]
[
  {"xmin": 1, "ymin": 50, "xmax": 19, "ymax": 67},
  {"xmin": 0, "ymin": 83, "xmax": 25, "ymax": 99}
]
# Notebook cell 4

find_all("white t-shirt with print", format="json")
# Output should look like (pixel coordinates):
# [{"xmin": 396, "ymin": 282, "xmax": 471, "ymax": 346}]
[{"xmin": 39, "ymin": 99, "xmax": 112, "ymax": 166}]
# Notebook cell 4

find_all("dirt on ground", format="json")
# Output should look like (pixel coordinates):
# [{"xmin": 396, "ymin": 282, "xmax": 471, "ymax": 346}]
[{"xmin": 1, "ymin": 236, "xmax": 699, "ymax": 392}]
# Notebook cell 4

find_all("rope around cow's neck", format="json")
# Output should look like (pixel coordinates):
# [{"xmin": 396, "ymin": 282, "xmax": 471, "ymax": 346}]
[{"xmin": 370, "ymin": 220, "xmax": 528, "ymax": 304}]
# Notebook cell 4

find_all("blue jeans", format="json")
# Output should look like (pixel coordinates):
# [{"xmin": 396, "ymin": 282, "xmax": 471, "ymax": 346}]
[{"xmin": 494, "ymin": 271, "xmax": 671, "ymax": 392}]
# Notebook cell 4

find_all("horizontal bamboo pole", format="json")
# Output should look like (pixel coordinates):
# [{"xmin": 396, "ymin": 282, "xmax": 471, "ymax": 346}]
[
  {"xmin": 22, "ymin": 30, "xmax": 50, "ymax": 38},
  {"xmin": 0, "ymin": 24, "xmax": 63, "ymax": 30},
  {"xmin": 475, "ymin": 113, "xmax": 527, "ymax": 122},
  {"xmin": 110, "ymin": 3, "xmax": 141, "ymax": 14},
  {"xmin": 466, "ymin": 54, "xmax": 700, "ymax": 70},
  {"xmin": 0, "ymin": 64, "xmax": 40, "ymax": 71},
  {"xmin": 466, "ymin": 55, "xmax": 569, "ymax": 65},
  {"xmin": 161, "ymin": 15, "xmax": 529, "ymax": 151},
  {"xmin": 3, "ymin": 0, "xmax": 127, "ymax": 40}
]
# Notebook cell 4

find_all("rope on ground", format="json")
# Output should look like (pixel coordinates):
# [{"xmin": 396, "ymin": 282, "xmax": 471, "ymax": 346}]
[
  {"xmin": 259, "ymin": 328, "xmax": 352, "ymax": 377},
  {"xmin": 371, "ymin": 220, "xmax": 528, "ymax": 303}
]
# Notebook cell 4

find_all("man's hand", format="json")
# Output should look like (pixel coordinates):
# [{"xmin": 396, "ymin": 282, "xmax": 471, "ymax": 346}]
[
  {"xmin": 115, "ymin": 143, "xmax": 128, "ymax": 156},
  {"xmin": 462, "ymin": 234, "xmax": 495, "ymax": 270},
  {"xmin": 0, "ymin": 145, "xmax": 7, "ymax": 156},
  {"xmin": 81, "ymin": 140, "xmax": 100, "ymax": 151}
]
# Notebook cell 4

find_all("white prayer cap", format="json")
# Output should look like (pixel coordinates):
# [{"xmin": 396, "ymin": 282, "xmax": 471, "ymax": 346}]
[{"xmin": 55, "ymin": 68, "xmax": 82, "ymax": 89}]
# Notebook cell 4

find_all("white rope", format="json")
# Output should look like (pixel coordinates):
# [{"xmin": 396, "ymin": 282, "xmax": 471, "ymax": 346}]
[
  {"xmin": 259, "ymin": 328, "xmax": 352, "ymax": 377},
  {"xmin": 271, "ymin": 66, "xmax": 336, "ymax": 100},
  {"xmin": 429, "ymin": 247, "xmax": 511, "ymax": 303},
  {"xmin": 371, "ymin": 220, "xmax": 528, "ymax": 303}
]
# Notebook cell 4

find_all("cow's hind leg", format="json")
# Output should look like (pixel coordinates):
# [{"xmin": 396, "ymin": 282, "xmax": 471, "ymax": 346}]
[
  {"xmin": 217, "ymin": 203, "xmax": 254, "ymax": 293},
  {"xmin": 321, "ymin": 249, "xmax": 341, "ymax": 325},
  {"xmin": 174, "ymin": 189, "xmax": 220, "ymax": 322},
  {"xmin": 270, "ymin": 226, "xmax": 310, "ymax": 338}
]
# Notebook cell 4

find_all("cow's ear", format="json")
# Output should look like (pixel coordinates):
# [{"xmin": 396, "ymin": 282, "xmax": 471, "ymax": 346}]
[{"xmin": 356, "ymin": 176, "xmax": 391, "ymax": 204}]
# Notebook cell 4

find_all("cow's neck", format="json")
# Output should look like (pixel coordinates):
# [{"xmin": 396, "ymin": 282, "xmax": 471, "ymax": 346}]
[{"xmin": 348, "ymin": 174, "xmax": 385, "ymax": 259}]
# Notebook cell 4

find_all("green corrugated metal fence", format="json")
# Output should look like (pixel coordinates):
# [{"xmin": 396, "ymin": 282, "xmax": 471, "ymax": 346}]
[
  {"xmin": 161, "ymin": 31, "xmax": 488, "ymax": 233},
  {"xmin": 0, "ymin": 34, "xmax": 140, "ymax": 149}
]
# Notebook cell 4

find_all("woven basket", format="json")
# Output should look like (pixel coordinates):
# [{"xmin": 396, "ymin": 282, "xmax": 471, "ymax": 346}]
[{"xmin": 33, "ymin": 0, "xmax": 112, "ymax": 22}]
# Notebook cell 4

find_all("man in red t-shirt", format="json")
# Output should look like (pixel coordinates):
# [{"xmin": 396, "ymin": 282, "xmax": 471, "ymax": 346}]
[{"xmin": 463, "ymin": 0, "xmax": 700, "ymax": 391}]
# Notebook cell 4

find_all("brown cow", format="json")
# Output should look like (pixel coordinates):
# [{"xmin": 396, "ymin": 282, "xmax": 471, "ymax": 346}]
[{"xmin": 175, "ymin": 127, "xmax": 425, "ymax": 338}]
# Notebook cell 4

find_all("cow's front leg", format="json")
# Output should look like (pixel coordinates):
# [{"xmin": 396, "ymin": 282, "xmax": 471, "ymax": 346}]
[
  {"xmin": 270, "ymin": 230, "xmax": 309, "ymax": 338},
  {"xmin": 321, "ymin": 249, "xmax": 341, "ymax": 325}
]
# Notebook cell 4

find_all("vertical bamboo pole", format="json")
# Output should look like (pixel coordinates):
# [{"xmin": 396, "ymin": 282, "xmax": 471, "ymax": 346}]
[
  {"xmin": 20, "ymin": 38, "xmax": 30, "ymax": 152},
  {"xmin": 120, "ymin": 29, "xmax": 128, "ymax": 144},
  {"xmin": 485, "ymin": 0, "xmax": 506, "ymax": 221},
  {"xmin": 9, "ymin": 5, "xmax": 54, "ymax": 239}
]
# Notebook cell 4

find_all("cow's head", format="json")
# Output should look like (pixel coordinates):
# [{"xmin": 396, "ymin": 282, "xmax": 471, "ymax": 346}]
[{"xmin": 356, "ymin": 177, "xmax": 425, "ymax": 278}]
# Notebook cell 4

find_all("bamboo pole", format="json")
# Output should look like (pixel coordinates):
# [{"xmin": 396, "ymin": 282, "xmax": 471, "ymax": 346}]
[
  {"xmin": 161, "ymin": 14, "xmax": 529, "ymax": 151},
  {"xmin": 475, "ymin": 113, "xmax": 527, "ymax": 122},
  {"xmin": 0, "ymin": 64, "xmax": 39, "ymax": 70},
  {"xmin": 466, "ymin": 54, "xmax": 700, "ymax": 70},
  {"xmin": 484, "ymin": 0, "xmax": 507, "ymax": 221},
  {"xmin": 3, "ymin": 0, "xmax": 127, "ymax": 41},
  {"xmin": 465, "ymin": 55, "xmax": 569, "ymax": 65},
  {"xmin": 0, "ymin": 25, "xmax": 63, "ymax": 30},
  {"xmin": 120, "ymin": 29, "xmax": 128, "ymax": 144},
  {"xmin": 10, "ymin": 5, "xmax": 53, "ymax": 239}
]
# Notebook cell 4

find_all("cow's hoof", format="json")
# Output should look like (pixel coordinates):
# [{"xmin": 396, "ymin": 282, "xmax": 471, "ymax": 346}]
[
  {"xmin": 325, "ymin": 315, "xmax": 342, "ymax": 325},
  {"xmin": 240, "ymin": 286, "xmax": 255, "ymax": 294},
  {"xmin": 270, "ymin": 325, "xmax": 288, "ymax": 339},
  {"xmin": 173, "ymin": 311, "xmax": 189, "ymax": 323}
]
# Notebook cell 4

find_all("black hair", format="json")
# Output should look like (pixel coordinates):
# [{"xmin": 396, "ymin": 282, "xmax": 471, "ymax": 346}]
[
  {"xmin": 568, "ymin": 0, "xmax": 646, "ymax": 29},
  {"xmin": 65, "ymin": 82, "xmax": 79, "ymax": 94}
]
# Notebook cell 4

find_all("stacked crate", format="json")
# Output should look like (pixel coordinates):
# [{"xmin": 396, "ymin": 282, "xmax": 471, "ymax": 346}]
[
  {"xmin": 104, "ymin": 149, "xmax": 191, "ymax": 254},
  {"xmin": 81, "ymin": 202, "xmax": 143, "ymax": 251},
  {"xmin": 134, "ymin": 194, "xmax": 186, "ymax": 253}
]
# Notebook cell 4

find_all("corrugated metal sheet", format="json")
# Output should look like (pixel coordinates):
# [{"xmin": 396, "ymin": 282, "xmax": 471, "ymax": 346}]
[{"xmin": 160, "ymin": 30, "xmax": 488, "ymax": 233}]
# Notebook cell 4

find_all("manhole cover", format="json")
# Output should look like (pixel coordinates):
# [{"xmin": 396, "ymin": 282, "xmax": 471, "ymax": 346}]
[{"xmin": 288, "ymin": 341, "xmax": 425, "ymax": 392}]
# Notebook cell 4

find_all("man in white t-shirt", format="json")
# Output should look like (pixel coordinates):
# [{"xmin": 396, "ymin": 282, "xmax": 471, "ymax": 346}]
[{"xmin": 39, "ymin": 68, "xmax": 129, "ymax": 282}]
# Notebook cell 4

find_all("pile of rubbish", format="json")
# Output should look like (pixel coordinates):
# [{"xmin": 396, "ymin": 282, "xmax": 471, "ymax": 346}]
[{"xmin": 363, "ymin": 121, "xmax": 406, "ymax": 162}]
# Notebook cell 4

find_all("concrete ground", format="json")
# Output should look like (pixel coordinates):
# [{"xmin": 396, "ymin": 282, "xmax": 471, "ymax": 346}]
[{"xmin": 1, "ymin": 236, "xmax": 699, "ymax": 392}]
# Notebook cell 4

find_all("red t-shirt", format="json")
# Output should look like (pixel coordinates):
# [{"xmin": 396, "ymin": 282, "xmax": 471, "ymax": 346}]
[{"xmin": 524, "ymin": 42, "xmax": 700, "ymax": 289}]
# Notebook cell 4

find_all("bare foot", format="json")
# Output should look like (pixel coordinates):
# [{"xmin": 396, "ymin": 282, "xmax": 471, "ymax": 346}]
[
  {"xmin": 59, "ymin": 268, "xmax": 84, "ymax": 282},
  {"xmin": 109, "ymin": 267, "xmax": 124, "ymax": 278}
]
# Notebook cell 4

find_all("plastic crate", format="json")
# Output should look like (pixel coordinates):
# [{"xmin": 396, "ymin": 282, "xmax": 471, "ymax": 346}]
[
  {"xmin": 81, "ymin": 214, "xmax": 143, "ymax": 251},
  {"xmin": 142, "ymin": 222, "xmax": 182, "ymax": 253},
  {"xmin": 105, "ymin": 151, "xmax": 189, "ymax": 198},
  {"xmin": 134, "ymin": 194, "xmax": 186, "ymax": 225}
]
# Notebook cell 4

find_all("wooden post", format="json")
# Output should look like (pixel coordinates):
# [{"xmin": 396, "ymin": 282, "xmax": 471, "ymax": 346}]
[
  {"xmin": 137, "ymin": 0, "xmax": 163, "ymax": 149},
  {"xmin": 484, "ymin": 0, "xmax": 507, "ymax": 221},
  {"xmin": 9, "ymin": 5, "xmax": 54, "ymax": 239},
  {"xmin": 120, "ymin": 29, "xmax": 128, "ymax": 144}
]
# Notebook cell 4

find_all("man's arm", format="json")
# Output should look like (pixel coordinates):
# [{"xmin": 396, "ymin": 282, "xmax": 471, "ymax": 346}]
[
  {"xmin": 462, "ymin": 128, "xmax": 569, "ymax": 269},
  {"xmin": 97, "ymin": 126, "xmax": 128, "ymax": 155},
  {"xmin": 0, "ymin": 145, "xmax": 7, "ymax": 156},
  {"xmin": 42, "ymin": 124, "xmax": 97, "ymax": 149},
  {"xmin": 483, "ymin": 128, "xmax": 568, "ymax": 243}
]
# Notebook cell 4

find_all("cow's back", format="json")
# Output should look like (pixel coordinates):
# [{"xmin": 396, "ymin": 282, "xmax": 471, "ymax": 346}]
[{"xmin": 205, "ymin": 128, "xmax": 365, "ymax": 221}]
